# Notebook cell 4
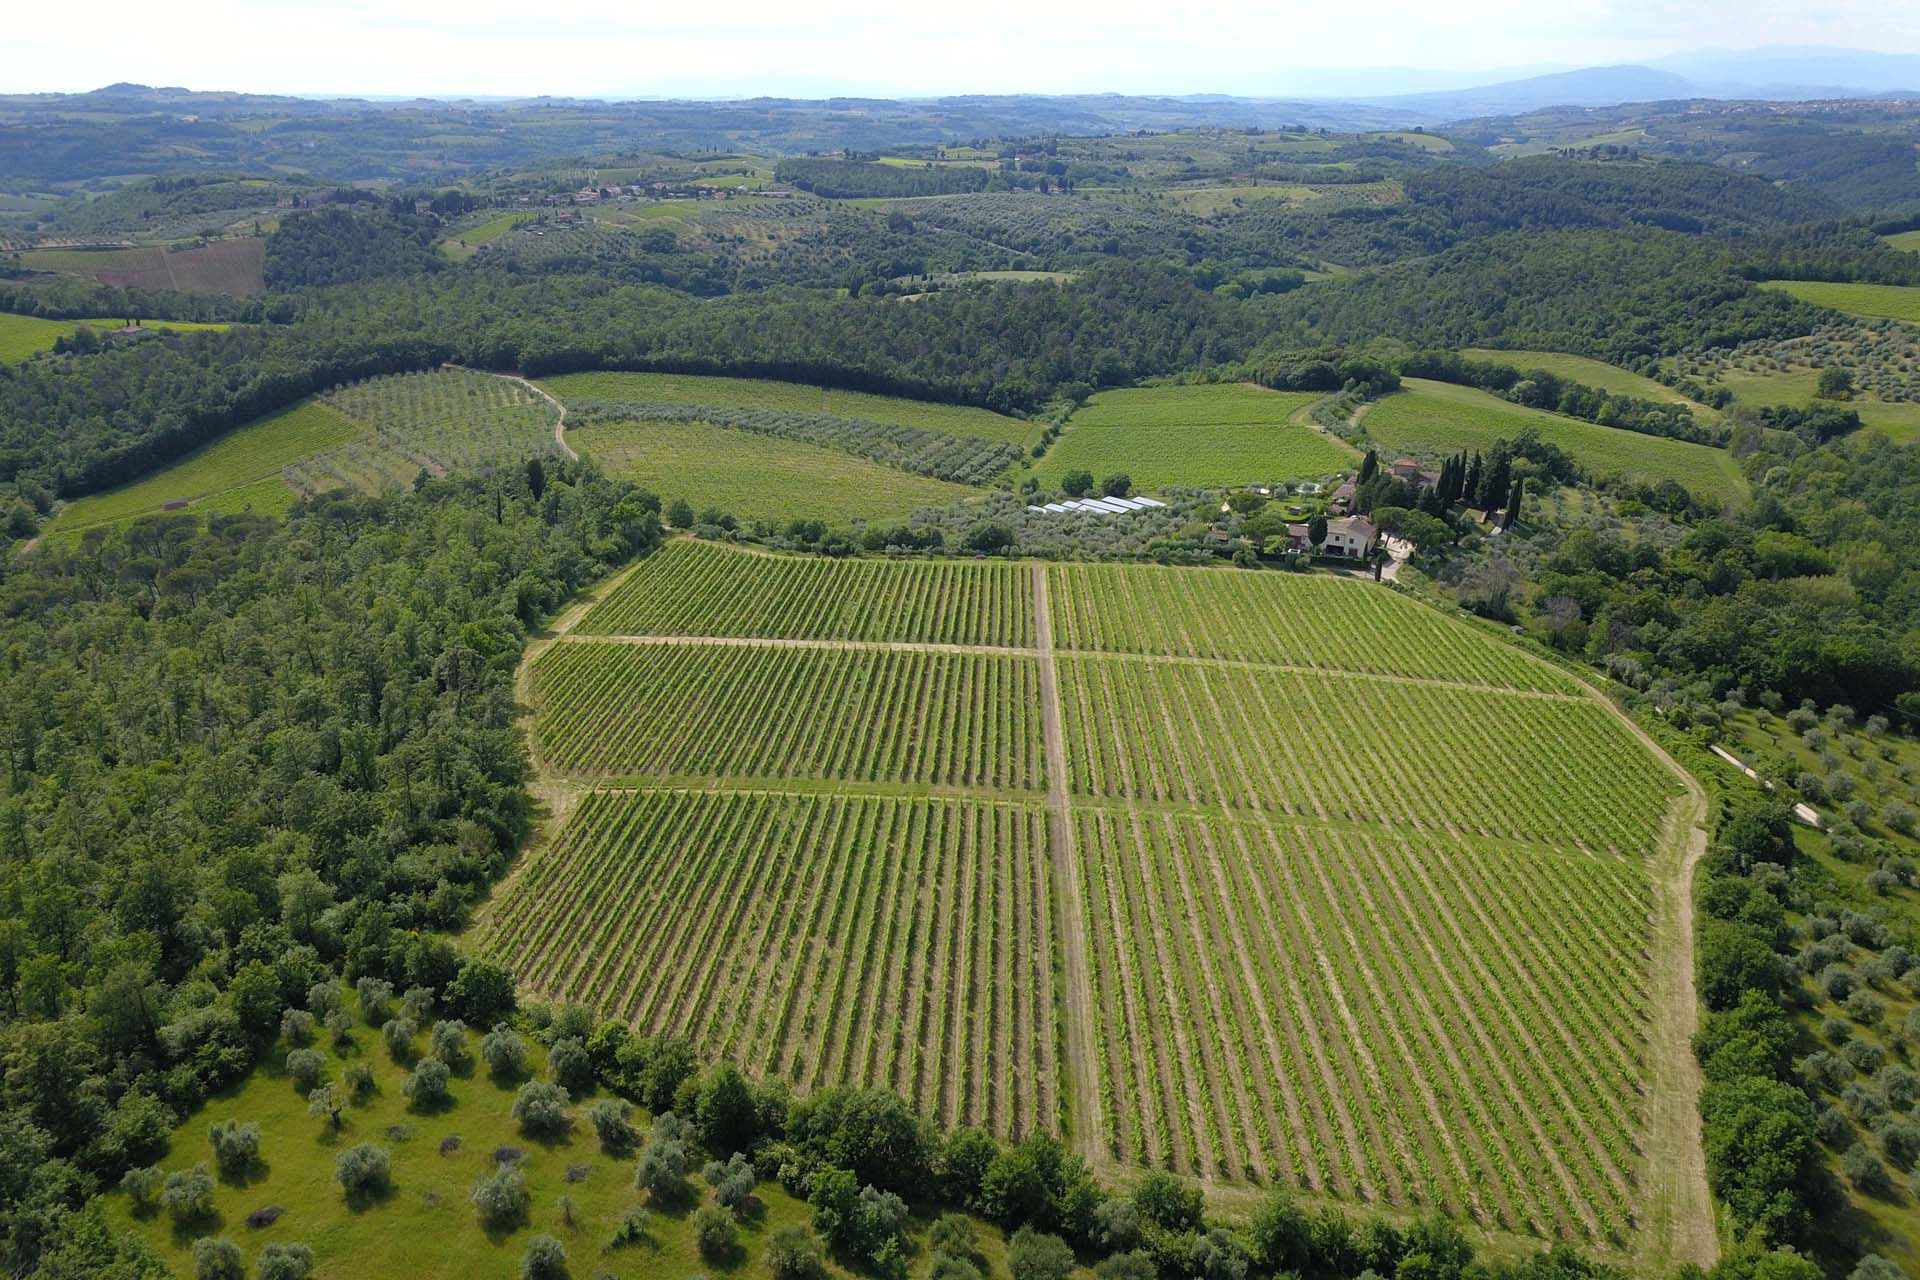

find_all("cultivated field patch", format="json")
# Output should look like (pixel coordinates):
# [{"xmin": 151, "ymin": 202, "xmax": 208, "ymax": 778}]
[
  {"xmin": 1760, "ymin": 279, "xmax": 1920, "ymax": 325},
  {"xmin": 1459, "ymin": 348, "xmax": 1713, "ymax": 413},
  {"xmin": 1365, "ymin": 379, "xmax": 1748, "ymax": 506},
  {"xmin": 1034, "ymin": 384, "xmax": 1350, "ymax": 490},
  {"xmin": 298, "ymin": 367, "xmax": 564, "ymax": 492},
  {"xmin": 0, "ymin": 312, "xmax": 230, "ymax": 363}
]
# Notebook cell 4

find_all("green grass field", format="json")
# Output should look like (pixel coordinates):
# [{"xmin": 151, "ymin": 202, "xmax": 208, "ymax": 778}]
[
  {"xmin": 0, "ymin": 312, "xmax": 230, "ymax": 362},
  {"xmin": 1884, "ymin": 230, "xmax": 1920, "ymax": 254},
  {"xmin": 1760, "ymin": 280, "xmax": 1920, "ymax": 324},
  {"xmin": 107, "ymin": 1023, "xmax": 845, "ymax": 1280},
  {"xmin": 1460, "ymin": 349, "xmax": 1712, "ymax": 414},
  {"xmin": 45, "ymin": 402, "xmax": 364, "ymax": 536},
  {"xmin": 541, "ymin": 372, "xmax": 1033, "ymax": 447},
  {"xmin": 568, "ymin": 417, "xmax": 980, "ymax": 526},
  {"xmin": 1033, "ymin": 384, "xmax": 1349, "ymax": 490},
  {"xmin": 1365, "ymin": 380, "xmax": 1748, "ymax": 506},
  {"xmin": 439, "ymin": 211, "xmax": 536, "ymax": 260},
  {"xmin": 1678, "ymin": 362, "xmax": 1920, "ymax": 443}
]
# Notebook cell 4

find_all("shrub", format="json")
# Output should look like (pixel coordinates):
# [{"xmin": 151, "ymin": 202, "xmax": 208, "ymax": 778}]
[
  {"xmin": 589, "ymin": 1098, "xmax": 636, "ymax": 1155},
  {"xmin": 343, "ymin": 1061, "xmax": 376, "ymax": 1103},
  {"xmin": 548, "ymin": 1036, "xmax": 592, "ymax": 1092},
  {"xmin": 1188, "ymin": 1228, "xmax": 1251, "ymax": 1280},
  {"xmin": 768, "ymin": 1225, "xmax": 830, "ymax": 1280},
  {"xmin": 932, "ymin": 1257, "xmax": 987, "ymax": 1280},
  {"xmin": 285, "ymin": 1049, "xmax": 326, "ymax": 1094},
  {"xmin": 324, "ymin": 1010, "xmax": 354, "ymax": 1049},
  {"xmin": 1092, "ymin": 1196, "xmax": 1141, "ymax": 1252},
  {"xmin": 929, "ymin": 1213, "xmax": 986, "ymax": 1267},
  {"xmin": 1133, "ymin": 1169, "xmax": 1203, "ymax": 1232},
  {"xmin": 431, "ymin": 1020, "xmax": 471, "ymax": 1072},
  {"xmin": 1847, "ymin": 990, "xmax": 1887, "ymax": 1026},
  {"xmin": 608, "ymin": 1207, "xmax": 653, "ymax": 1249},
  {"xmin": 121, "ymin": 1165, "xmax": 164, "ymax": 1212},
  {"xmin": 356, "ymin": 977, "xmax": 394, "ymax": 1026},
  {"xmin": 695, "ymin": 1205, "xmax": 740, "ymax": 1261},
  {"xmin": 1851, "ymin": 1257, "xmax": 1906, "ymax": 1280},
  {"xmin": 512, "ymin": 1080, "xmax": 572, "ymax": 1138},
  {"xmin": 256, "ymin": 1242, "xmax": 315, "ymax": 1280},
  {"xmin": 209, "ymin": 1118, "xmax": 262, "ymax": 1179},
  {"xmin": 161, "ymin": 1163, "xmax": 216, "ymax": 1225},
  {"xmin": 1845, "ymin": 1143, "xmax": 1894, "ymax": 1196},
  {"xmin": 334, "ymin": 1143, "xmax": 391, "ymax": 1201},
  {"xmin": 382, "ymin": 1017, "xmax": 417, "ymax": 1061},
  {"xmin": 306, "ymin": 980, "xmax": 341, "ymax": 1015},
  {"xmin": 1008, "ymin": 1228, "xmax": 1076, "ymax": 1280},
  {"xmin": 482, "ymin": 1027, "xmax": 529, "ymax": 1079},
  {"xmin": 472, "ymin": 1163, "xmax": 530, "ymax": 1230},
  {"xmin": 403, "ymin": 1056, "xmax": 452, "ymax": 1109},
  {"xmin": 1095, "ymin": 1253, "xmax": 1158, "ymax": 1280},
  {"xmin": 520, "ymin": 1234, "xmax": 567, "ymax": 1280},
  {"xmin": 192, "ymin": 1236, "xmax": 244, "ymax": 1280},
  {"xmin": 1881, "ymin": 1118, "xmax": 1920, "ymax": 1171},
  {"xmin": 280, "ymin": 1009, "xmax": 315, "ymax": 1046}
]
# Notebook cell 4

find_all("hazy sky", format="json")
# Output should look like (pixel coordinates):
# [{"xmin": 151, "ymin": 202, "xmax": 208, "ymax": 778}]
[{"xmin": 8, "ymin": 0, "xmax": 1916, "ymax": 98}]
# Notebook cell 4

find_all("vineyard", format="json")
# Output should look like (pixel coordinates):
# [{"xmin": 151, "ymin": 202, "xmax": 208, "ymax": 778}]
[
  {"xmin": 531, "ymin": 640, "xmax": 1045, "ymax": 791},
  {"xmin": 293, "ymin": 368, "xmax": 564, "ymax": 492},
  {"xmin": 482, "ymin": 788, "xmax": 1058, "ymax": 1136},
  {"xmin": 484, "ymin": 540, "xmax": 1693, "ymax": 1247},
  {"xmin": 577, "ymin": 539, "xmax": 1034, "ymax": 645}
]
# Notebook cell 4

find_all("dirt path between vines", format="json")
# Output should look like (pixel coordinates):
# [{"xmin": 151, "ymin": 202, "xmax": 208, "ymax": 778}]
[
  {"xmin": 501, "ymin": 373, "xmax": 577, "ymax": 462},
  {"xmin": 1034, "ymin": 563, "xmax": 1105, "ymax": 1170}
]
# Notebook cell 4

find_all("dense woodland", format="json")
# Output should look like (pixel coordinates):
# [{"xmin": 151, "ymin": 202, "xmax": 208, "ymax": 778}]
[{"xmin": 3, "ymin": 90, "xmax": 1920, "ymax": 1280}]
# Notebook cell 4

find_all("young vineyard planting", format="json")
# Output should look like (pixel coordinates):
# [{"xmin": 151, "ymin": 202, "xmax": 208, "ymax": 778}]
[
  {"xmin": 480, "ymin": 788, "xmax": 1059, "ymax": 1137},
  {"xmin": 294, "ymin": 367, "xmax": 563, "ymax": 492},
  {"xmin": 531, "ymin": 639, "xmax": 1045, "ymax": 790},
  {"xmin": 578, "ymin": 539, "xmax": 1035, "ymax": 645},
  {"xmin": 486, "ymin": 539, "xmax": 1691, "ymax": 1241}
]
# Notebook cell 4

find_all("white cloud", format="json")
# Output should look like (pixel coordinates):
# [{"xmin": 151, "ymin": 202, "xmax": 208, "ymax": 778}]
[{"xmin": 4, "ymin": 0, "xmax": 1915, "ymax": 97}]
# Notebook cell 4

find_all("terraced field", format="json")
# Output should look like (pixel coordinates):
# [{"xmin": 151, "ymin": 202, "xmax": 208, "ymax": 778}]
[{"xmin": 482, "ymin": 540, "xmax": 1702, "ymax": 1251}]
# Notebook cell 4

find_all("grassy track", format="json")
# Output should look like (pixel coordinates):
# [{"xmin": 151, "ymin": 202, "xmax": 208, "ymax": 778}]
[
  {"xmin": 568, "ymin": 417, "xmax": 981, "ymax": 525},
  {"xmin": 1366, "ymin": 380, "xmax": 1747, "ymax": 506},
  {"xmin": 1760, "ymin": 279, "xmax": 1920, "ymax": 324},
  {"xmin": 1459, "ymin": 349, "xmax": 1711, "ymax": 413},
  {"xmin": 45, "ymin": 401, "xmax": 364, "ymax": 535},
  {"xmin": 0, "ymin": 312, "xmax": 229, "ymax": 363},
  {"xmin": 540, "ymin": 371, "xmax": 1032, "ymax": 446},
  {"xmin": 1034, "ymin": 384, "xmax": 1350, "ymax": 490}
]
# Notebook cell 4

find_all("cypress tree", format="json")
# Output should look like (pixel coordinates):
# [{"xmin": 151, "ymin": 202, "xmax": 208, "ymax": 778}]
[
  {"xmin": 1465, "ymin": 452, "xmax": 1483, "ymax": 504},
  {"xmin": 1506, "ymin": 476, "xmax": 1525, "ymax": 528},
  {"xmin": 1358, "ymin": 450, "xmax": 1378, "ymax": 484}
]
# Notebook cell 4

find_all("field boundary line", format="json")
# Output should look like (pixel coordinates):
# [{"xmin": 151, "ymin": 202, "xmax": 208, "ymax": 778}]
[{"xmin": 1035, "ymin": 562, "xmax": 1104, "ymax": 1170}]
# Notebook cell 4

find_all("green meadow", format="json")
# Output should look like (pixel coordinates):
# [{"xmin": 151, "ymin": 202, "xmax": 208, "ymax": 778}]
[
  {"xmin": 0, "ymin": 312, "xmax": 230, "ymax": 362},
  {"xmin": 1033, "ymin": 383, "xmax": 1348, "ymax": 490},
  {"xmin": 1760, "ymin": 279, "xmax": 1920, "ymax": 324},
  {"xmin": 1460, "ymin": 348, "xmax": 1713, "ymax": 413},
  {"xmin": 541, "ymin": 371, "xmax": 1034, "ymax": 446},
  {"xmin": 569, "ymin": 417, "xmax": 981, "ymax": 526},
  {"xmin": 1364, "ymin": 379, "xmax": 1748, "ymax": 506}
]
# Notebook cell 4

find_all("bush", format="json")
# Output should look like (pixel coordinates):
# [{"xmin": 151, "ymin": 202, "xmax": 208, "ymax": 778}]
[
  {"xmin": 1845, "ymin": 1143, "xmax": 1894, "ymax": 1196},
  {"xmin": 343, "ymin": 1061, "xmax": 376, "ymax": 1103},
  {"xmin": 403, "ymin": 1056, "xmax": 452, "ymax": 1109},
  {"xmin": 285, "ymin": 1049, "xmax": 326, "ymax": 1094},
  {"xmin": 706, "ymin": 1151, "xmax": 757, "ymax": 1211},
  {"xmin": 256, "ymin": 1242, "xmax": 315, "ymax": 1280},
  {"xmin": 382, "ymin": 1017, "xmax": 418, "ymax": 1061},
  {"xmin": 520, "ymin": 1234, "xmax": 567, "ymax": 1280},
  {"xmin": 122, "ymin": 1165, "xmax": 164, "ymax": 1213},
  {"xmin": 589, "ymin": 1098, "xmax": 637, "ymax": 1155},
  {"xmin": 1008, "ymin": 1228, "xmax": 1076, "ymax": 1280},
  {"xmin": 334, "ymin": 1143, "xmax": 392, "ymax": 1201},
  {"xmin": 483, "ymin": 1027, "xmax": 529, "ymax": 1079},
  {"xmin": 1095, "ymin": 1253, "xmax": 1158, "ymax": 1280},
  {"xmin": 1187, "ymin": 1228, "xmax": 1251, "ymax": 1280},
  {"xmin": 1133, "ymin": 1169, "xmax": 1203, "ymax": 1232},
  {"xmin": 209, "ymin": 1118, "xmax": 262, "ymax": 1179},
  {"xmin": 548, "ymin": 1036, "xmax": 592, "ymax": 1092},
  {"xmin": 280, "ymin": 1009, "xmax": 315, "ymax": 1046},
  {"xmin": 608, "ymin": 1207, "xmax": 653, "ymax": 1249},
  {"xmin": 356, "ymin": 977, "xmax": 394, "ymax": 1026},
  {"xmin": 929, "ymin": 1213, "xmax": 986, "ymax": 1267},
  {"xmin": 695, "ymin": 1204, "xmax": 741, "ymax": 1261},
  {"xmin": 192, "ymin": 1236, "xmax": 244, "ymax": 1280},
  {"xmin": 939, "ymin": 1128, "xmax": 998, "ymax": 1206},
  {"xmin": 429, "ymin": 1019, "xmax": 472, "ymax": 1072},
  {"xmin": 768, "ymin": 1224, "xmax": 830, "ymax": 1280},
  {"xmin": 512, "ymin": 1080, "xmax": 572, "ymax": 1138},
  {"xmin": 472, "ymin": 1163, "xmax": 531, "ymax": 1230},
  {"xmin": 1092, "ymin": 1196, "xmax": 1140, "ymax": 1252},
  {"xmin": 162, "ymin": 1163, "xmax": 216, "ymax": 1225}
]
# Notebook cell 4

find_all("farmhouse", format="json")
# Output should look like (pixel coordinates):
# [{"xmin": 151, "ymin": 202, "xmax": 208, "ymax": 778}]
[
  {"xmin": 1390, "ymin": 457, "xmax": 1442, "ymax": 491},
  {"xmin": 1321, "ymin": 515, "xmax": 1379, "ymax": 558},
  {"xmin": 1328, "ymin": 480, "xmax": 1357, "ymax": 514}
]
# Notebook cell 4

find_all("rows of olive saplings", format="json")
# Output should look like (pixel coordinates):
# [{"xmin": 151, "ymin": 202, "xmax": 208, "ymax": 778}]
[{"xmin": 0, "ymin": 459, "xmax": 666, "ymax": 1277}]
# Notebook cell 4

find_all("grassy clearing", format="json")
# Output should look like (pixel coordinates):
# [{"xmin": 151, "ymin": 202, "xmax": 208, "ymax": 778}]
[
  {"xmin": 1033, "ymin": 384, "xmax": 1349, "ymax": 490},
  {"xmin": 106, "ymin": 1023, "xmax": 829, "ymax": 1280},
  {"xmin": 1676, "ymin": 362, "xmax": 1920, "ymax": 443},
  {"xmin": 439, "ymin": 211, "xmax": 536, "ymax": 260},
  {"xmin": 1884, "ymin": 230, "xmax": 1920, "ymax": 253},
  {"xmin": 1459, "ymin": 349, "xmax": 1712, "ymax": 414},
  {"xmin": 0, "ymin": 312, "xmax": 229, "ymax": 362},
  {"xmin": 541, "ymin": 372, "xmax": 1032, "ymax": 447},
  {"xmin": 1760, "ymin": 280, "xmax": 1920, "ymax": 324},
  {"xmin": 1163, "ymin": 186, "xmax": 1317, "ymax": 215},
  {"xmin": 1365, "ymin": 380, "xmax": 1748, "ymax": 506},
  {"xmin": 46, "ymin": 402, "xmax": 364, "ymax": 536},
  {"xmin": 567, "ymin": 417, "xmax": 980, "ymax": 526}
]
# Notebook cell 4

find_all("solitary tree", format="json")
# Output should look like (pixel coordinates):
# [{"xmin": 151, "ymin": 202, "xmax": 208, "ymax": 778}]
[
  {"xmin": 1307, "ymin": 515, "xmax": 1328, "ymax": 548},
  {"xmin": 512, "ymin": 1080, "xmax": 572, "ymax": 1138},
  {"xmin": 308, "ymin": 1084, "xmax": 344, "ymax": 1133}
]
